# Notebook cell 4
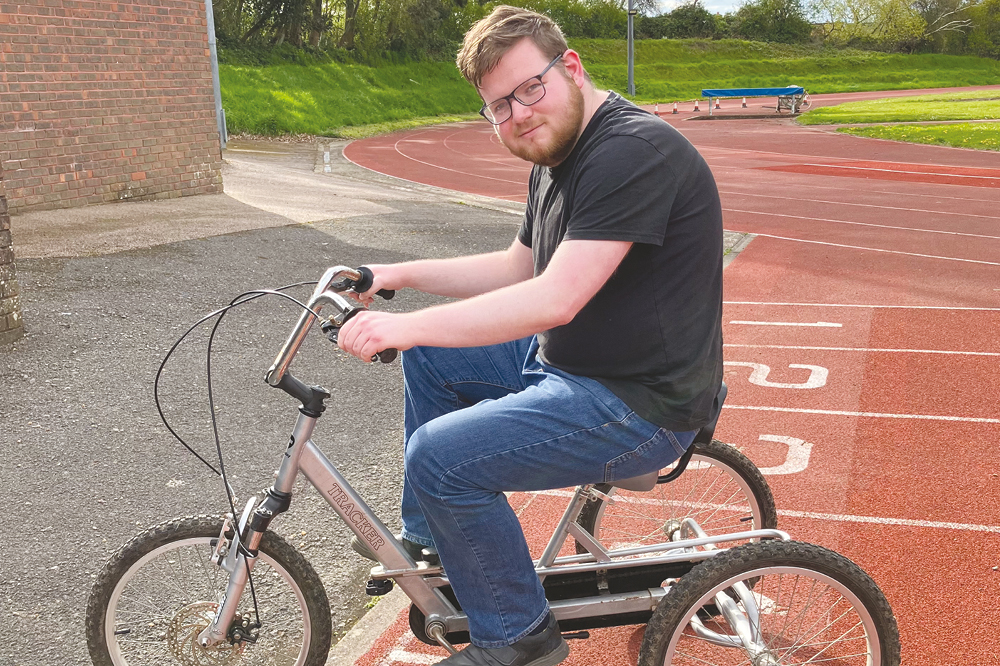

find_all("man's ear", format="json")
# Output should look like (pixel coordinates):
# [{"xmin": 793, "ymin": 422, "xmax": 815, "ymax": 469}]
[{"xmin": 561, "ymin": 50, "xmax": 587, "ymax": 88}]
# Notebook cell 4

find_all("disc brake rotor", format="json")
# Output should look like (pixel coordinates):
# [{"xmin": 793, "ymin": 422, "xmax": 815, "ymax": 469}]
[{"xmin": 166, "ymin": 601, "xmax": 243, "ymax": 666}]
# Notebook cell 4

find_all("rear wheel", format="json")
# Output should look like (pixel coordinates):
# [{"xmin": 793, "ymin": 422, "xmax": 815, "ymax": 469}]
[
  {"xmin": 639, "ymin": 540, "xmax": 900, "ymax": 666},
  {"xmin": 577, "ymin": 440, "xmax": 778, "ymax": 554},
  {"xmin": 85, "ymin": 515, "xmax": 332, "ymax": 666}
]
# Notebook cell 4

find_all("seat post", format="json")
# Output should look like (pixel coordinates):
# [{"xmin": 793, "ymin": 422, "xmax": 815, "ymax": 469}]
[{"xmin": 535, "ymin": 485, "xmax": 594, "ymax": 571}]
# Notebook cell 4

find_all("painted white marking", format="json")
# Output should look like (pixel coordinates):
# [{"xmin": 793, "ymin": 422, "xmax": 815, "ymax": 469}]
[
  {"xmin": 385, "ymin": 649, "xmax": 440, "ymax": 665},
  {"xmin": 531, "ymin": 489, "xmax": 1000, "ymax": 533},
  {"xmin": 393, "ymin": 133, "xmax": 527, "ymax": 186},
  {"xmin": 726, "ymin": 362, "xmax": 829, "ymax": 389},
  {"xmin": 741, "ymin": 233, "xmax": 1000, "ymax": 267},
  {"xmin": 726, "ymin": 344, "xmax": 1000, "ymax": 357},
  {"xmin": 726, "ymin": 207, "xmax": 1000, "ymax": 241},
  {"xmin": 801, "ymin": 162, "xmax": 1000, "ymax": 181},
  {"xmin": 756, "ymin": 435, "xmax": 813, "ymax": 475},
  {"xmin": 724, "ymin": 301, "xmax": 1000, "ymax": 311},
  {"xmin": 776, "ymin": 509, "xmax": 1000, "ymax": 534},
  {"xmin": 724, "ymin": 405, "xmax": 1000, "ymax": 424},
  {"xmin": 740, "ymin": 593, "xmax": 784, "ymax": 616},
  {"xmin": 719, "ymin": 190, "xmax": 1000, "ymax": 222},
  {"xmin": 730, "ymin": 321, "xmax": 842, "ymax": 328},
  {"xmin": 712, "ymin": 166, "xmax": 1000, "ymax": 206}
]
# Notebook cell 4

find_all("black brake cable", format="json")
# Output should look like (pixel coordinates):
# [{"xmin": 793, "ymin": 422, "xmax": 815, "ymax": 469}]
[
  {"xmin": 153, "ymin": 280, "xmax": 325, "ymax": 640},
  {"xmin": 153, "ymin": 282, "xmax": 318, "ymax": 476}
]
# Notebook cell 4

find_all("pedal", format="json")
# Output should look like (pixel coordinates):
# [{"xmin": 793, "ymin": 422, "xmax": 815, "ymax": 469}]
[
  {"xmin": 365, "ymin": 579, "xmax": 394, "ymax": 596},
  {"xmin": 561, "ymin": 631, "xmax": 590, "ymax": 640}
]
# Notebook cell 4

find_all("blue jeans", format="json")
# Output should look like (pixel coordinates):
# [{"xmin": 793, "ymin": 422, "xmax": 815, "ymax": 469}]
[{"xmin": 399, "ymin": 336, "xmax": 696, "ymax": 648}]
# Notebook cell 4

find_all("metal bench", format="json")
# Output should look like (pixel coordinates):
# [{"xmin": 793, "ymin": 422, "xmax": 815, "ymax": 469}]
[{"xmin": 700, "ymin": 86, "xmax": 809, "ymax": 115}]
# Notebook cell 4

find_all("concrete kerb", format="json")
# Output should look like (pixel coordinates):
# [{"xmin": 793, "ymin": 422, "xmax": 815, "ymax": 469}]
[{"xmin": 325, "ymin": 587, "xmax": 411, "ymax": 666}]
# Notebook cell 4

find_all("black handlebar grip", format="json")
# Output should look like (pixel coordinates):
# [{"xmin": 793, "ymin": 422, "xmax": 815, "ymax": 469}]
[
  {"xmin": 355, "ymin": 266, "xmax": 395, "ymax": 300},
  {"xmin": 374, "ymin": 348, "xmax": 398, "ymax": 364}
]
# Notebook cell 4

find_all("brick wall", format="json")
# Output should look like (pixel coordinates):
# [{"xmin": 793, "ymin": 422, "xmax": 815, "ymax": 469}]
[
  {"xmin": 0, "ymin": 162, "xmax": 24, "ymax": 345},
  {"xmin": 0, "ymin": 0, "xmax": 224, "ymax": 213}
]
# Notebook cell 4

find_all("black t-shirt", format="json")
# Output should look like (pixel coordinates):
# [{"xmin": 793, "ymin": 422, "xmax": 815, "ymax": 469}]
[{"xmin": 518, "ymin": 92, "xmax": 723, "ymax": 431}]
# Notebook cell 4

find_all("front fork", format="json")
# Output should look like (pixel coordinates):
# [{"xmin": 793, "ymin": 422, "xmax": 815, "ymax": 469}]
[{"xmin": 198, "ymin": 487, "xmax": 291, "ymax": 647}]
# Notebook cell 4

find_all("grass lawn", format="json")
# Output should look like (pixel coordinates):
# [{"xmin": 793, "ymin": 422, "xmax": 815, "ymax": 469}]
[
  {"xmin": 799, "ymin": 89, "xmax": 1000, "ymax": 152},
  {"xmin": 799, "ymin": 90, "xmax": 1000, "ymax": 125},
  {"xmin": 838, "ymin": 123, "xmax": 1000, "ymax": 151},
  {"xmin": 219, "ymin": 40, "xmax": 1000, "ymax": 136}
]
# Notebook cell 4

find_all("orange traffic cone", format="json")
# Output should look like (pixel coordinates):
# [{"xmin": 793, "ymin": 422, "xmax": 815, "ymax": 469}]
[
  {"xmin": 672, "ymin": 102, "xmax": 678, "ymax": 114},
  {"xmin": 654, "ymin": 103, "xmax": 659, "ymax": 116},
  {"xmin": 715, "ymin": 98, "xmax": 721, "ymax": 109},
  {"xmin": 742, "ymin": 98, "xmax": 748, "ymax": 108},
  {"xmin": 693, "ymin": 100, "xmax": 700, "ymax": 112}
]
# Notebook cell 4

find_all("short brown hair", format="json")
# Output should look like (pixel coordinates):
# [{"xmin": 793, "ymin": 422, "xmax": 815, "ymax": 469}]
[{"xmin": 456, "ymin": 6, "xmax": 569, "ymax": 89}]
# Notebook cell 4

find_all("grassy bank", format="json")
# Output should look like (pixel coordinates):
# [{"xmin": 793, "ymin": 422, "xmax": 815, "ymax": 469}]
[
  {"xmin": 219, "ymin": 39, "xmax": 1000, "ymax": 136},
  {"xmin": 799, "ymin": 90, "xmax": 1000, "ymax": 125},
  {"xmin": 838, "ymin": 123, "xmax": 1000, "ymax": 151}
]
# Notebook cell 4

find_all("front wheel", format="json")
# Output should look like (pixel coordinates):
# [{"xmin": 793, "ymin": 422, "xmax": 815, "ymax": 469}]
[
  {"xmin": 639, "ymin": 540, "xmax": 900, "ymax": 666},
  {"xmin": 85, "ymin": 515, "xmax": 332, "ymax": 666}
]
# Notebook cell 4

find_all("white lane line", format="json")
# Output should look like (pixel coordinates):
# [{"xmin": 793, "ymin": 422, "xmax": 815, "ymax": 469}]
[
  {"xmin": 730, "ymin": 321, "xmax": 842, "ymax": 327},
  {"xmin": 724, "ymin": 301, "xmax": 1000, "ymax": 311},
  {"xmin": 744, "ymin": 233, "xmax": 1000, "ymax": 266},
  {"xmin": 724, "ymin": 207, "xmax": 1000, "ymax": 241},
  {"xmin": 801, "ymin": 162, "xmax": 1000, "ymax": 180},
  {"xmin": 776, "ymin": 509, "xmax": 1000, "ymax": 534},
  {"xmin": 719, "ymin": 190, "xmax": 1000, "ymax": 221},
  {"xmin": 530, "ymin": 490, "xmax": 1000, "ymax": 533},
  {"xmin": 710, "ymin": 167, "xmax": 1000, "ymax": 206},
  {"xmin": 723, "ymin": 405, "xmax": 1000, "ymax": 424},
  {"xmin": 726, "ymin": 344, "xmax": 1000, "ymax": 357},
  {"xmin": 392, "ymin": 136, "xmax": 527, "ymax": 186}
]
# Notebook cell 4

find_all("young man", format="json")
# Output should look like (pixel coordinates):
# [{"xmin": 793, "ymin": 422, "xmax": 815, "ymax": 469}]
[{"xmin": 337, "ymin": 6, "xmax": 724, "ymax": 665}]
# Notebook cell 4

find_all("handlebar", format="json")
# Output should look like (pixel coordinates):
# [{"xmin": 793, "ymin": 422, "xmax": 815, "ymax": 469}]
[{"xmin": 264, "ymin": 266, "xmax": 398, "ymax": 386}]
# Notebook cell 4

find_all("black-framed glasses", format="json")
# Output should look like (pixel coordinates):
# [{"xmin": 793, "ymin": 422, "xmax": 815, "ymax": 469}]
[{"xmin": 479, "ymin": 54, "xmax": 564, "ymax": 126}]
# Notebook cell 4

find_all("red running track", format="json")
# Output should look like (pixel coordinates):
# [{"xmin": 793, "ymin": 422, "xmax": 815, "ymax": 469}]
[{"xmin": 345, "ymin": 87, "xmax": 1000, "ymax": 666}]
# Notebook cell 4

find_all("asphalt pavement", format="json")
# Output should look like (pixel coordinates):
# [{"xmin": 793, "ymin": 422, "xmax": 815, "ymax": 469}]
[{"xmin": 1, "ymin": 138, "xmax": 525, "ymax": 665}]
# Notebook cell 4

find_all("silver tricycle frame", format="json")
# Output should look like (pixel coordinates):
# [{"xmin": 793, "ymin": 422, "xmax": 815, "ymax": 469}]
[{"xmin": 197, "ymin": 265, "xmax": 790, "ymax": 654}]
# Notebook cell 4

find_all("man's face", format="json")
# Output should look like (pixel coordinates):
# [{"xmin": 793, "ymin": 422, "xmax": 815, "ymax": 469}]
[{"xmin": 478, "ymin": 38, "xmax": 584, "ymax": 167}]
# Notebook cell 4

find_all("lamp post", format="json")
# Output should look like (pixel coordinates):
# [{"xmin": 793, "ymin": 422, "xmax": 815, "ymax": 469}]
[{"xmin": 627, "ymin": 0, "xmax": 636, "ymax": 96}]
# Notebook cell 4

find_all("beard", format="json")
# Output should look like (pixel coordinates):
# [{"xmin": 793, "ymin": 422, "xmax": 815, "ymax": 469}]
[{"xmin": 500, "ymin": 80, "xmax": 585, "ymax": 168}]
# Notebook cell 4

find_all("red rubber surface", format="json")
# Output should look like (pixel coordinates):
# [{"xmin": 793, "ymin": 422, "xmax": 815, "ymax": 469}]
[{"xmin": 347, "ymin": 87, "xmax": 1000, "ymax": 666}]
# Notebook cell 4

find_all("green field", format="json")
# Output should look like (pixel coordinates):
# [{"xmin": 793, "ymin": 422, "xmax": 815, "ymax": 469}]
[
  {"xmin": 219, "ymin": 39, "xmax": 1000, "ymax": 136},
  {"xmin": 799, "ymin": 90, "xmax": 1000, "ymax": 125},
  {"xmin": 838, "ymin": 123, "xmax": 1000, "ymax": 151}
]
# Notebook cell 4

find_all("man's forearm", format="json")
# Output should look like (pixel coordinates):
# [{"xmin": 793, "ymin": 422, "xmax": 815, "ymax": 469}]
[
  {"xmin": 403, "ymin": 274, "xmax": 570, "ymax": 348},
  {"xmin": 392, "ymin": 249, "xmax": 527, "ymax": 299}
]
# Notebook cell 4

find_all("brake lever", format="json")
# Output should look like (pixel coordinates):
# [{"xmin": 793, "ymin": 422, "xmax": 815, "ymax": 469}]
[{"xmin": 319, "ymin": 314, "xmax": 397, "ymax": 364}]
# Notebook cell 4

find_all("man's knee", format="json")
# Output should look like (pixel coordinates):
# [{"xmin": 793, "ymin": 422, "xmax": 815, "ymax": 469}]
[
  {"xmin": 404, "ymin": 423, "xmax": 476, "ymax": 498},
  {"xmin": 403, "ymin": 424, "xmax": 441, "ymax": 492}
]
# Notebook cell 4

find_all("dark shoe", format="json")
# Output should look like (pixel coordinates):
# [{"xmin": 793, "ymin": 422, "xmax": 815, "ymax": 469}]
[
  {"xmin": 351, "ymin": 533, "xmax": 434, "ymax": 562},
  {"xmin": 437, "ymin": 613, "xmax": 569, "ymax": 665}
]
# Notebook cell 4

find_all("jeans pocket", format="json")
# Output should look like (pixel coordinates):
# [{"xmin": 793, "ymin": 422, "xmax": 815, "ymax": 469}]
[{"xmin": 604, "ymin": 428, "xmax": 687, "ymax": 483}]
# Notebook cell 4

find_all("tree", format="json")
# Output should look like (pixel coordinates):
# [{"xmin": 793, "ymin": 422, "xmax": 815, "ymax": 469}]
[
  {"xmin": 968, "ymin": 0, "xmax": 1000, "ymax": 57},
  {"xmin": 808, "ymin": 0, "xmax": 929, "ymax": 50},
  {"xmin": 731, "ymin": 0, "xmax": 814, "ymax": 42},
  {"xmin": 667, "ymin": 1, "xmax": 722, "ymax": 38}
]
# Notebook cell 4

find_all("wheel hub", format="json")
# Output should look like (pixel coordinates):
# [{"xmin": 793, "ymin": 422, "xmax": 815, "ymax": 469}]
[
  {"xmin": 166, "ymin": 601, "xmax": 243, "ymax": 666},
  {"xmin": 662, "ymin": 519, "xmax": 683, "ymax": 539}
]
